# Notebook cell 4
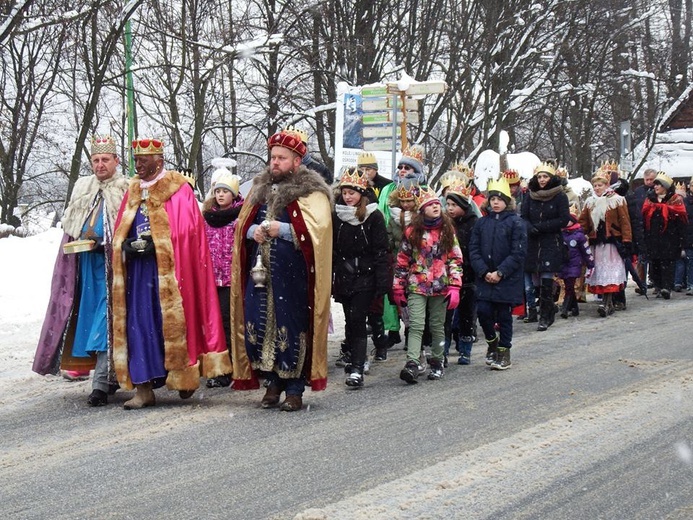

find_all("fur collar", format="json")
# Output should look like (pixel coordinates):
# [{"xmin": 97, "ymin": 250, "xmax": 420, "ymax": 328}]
[
  {"xmin": 584, "ymin": 192, "xmax": 625, "ymax": 231},
  {"xmin": 62, "ymin": 174, "xmax": 129, "ymax": 239},
  {"xmin": 247, "ymin": 165, "xmax": 333, "ymax": 218}
]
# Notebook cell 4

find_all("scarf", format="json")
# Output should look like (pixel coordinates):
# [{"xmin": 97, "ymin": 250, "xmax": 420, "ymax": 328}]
[
  {"xmin": 423, "ymin": 216, "xmax": 442, "ymax": 229},
  {"xmin": 528, "ymin": 184, "xmax": 563, "ymax": 202},
  {"xmin": 203, "ymin": 205, "xmax": 242, "ymax": 228},
  {"xmin": 642, "ymin": 195, "xmax": 688, "ymax": 233},
  {"xmin": 335, "ymin": 202, "xmax": 378, "ymax": 225}
]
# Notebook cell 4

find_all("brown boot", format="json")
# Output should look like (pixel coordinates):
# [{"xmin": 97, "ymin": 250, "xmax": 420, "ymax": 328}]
[
  {"xmin": 279, "ymin": 394, "xmax": 302, "ymax": 412},
  {"xmin": 179, "ymin": 390, "xmax": 195, "ymax": 400},
  {"xmin": 123, "ymin": 383, "xmax": 155, "ymax": 410},
  {"xmin": 261, "ymin": 384, "xmax": 282, "ymax": 409}
]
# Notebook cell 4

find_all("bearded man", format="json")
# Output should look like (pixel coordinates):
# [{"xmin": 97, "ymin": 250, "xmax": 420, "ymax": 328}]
[
  {"xmin": 111, "ymin": 138, "xmax": 231, "ymax": 409},
  {"xmin": 231, "ymin": 129, "xmax": 332, "ymax": 412},
  {"xmin": 34, "ymin": 135, "xmax": 128, "ymax": 406}
]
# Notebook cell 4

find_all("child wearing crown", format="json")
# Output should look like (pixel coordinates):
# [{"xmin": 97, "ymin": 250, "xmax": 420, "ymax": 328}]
[
  {"xmin": 468, "ymin": 177, "xmax": 527, "ymax": 370},
  {"xmin": 444, "ymin": 181, "xmax": 478, "ymax": 365},
  {"xmin": 332, "ymin": 167, "xmax": 390, "ymax": 387},
  {"xmin": 393, "ymin": 186, "xmax": 463, "ymax": 383},
  {"xmin": 202, "ymin": 169, "xmax": 244, "ymax": 387}
]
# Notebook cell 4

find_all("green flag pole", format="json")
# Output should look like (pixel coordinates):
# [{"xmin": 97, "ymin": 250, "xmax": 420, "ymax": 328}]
[{"xmin": 124, "ymin": 19, "xmax": 136, "ymax": 177}]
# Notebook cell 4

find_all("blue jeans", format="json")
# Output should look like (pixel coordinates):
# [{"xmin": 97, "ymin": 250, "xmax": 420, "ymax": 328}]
[
  {"xmin": 476, "ymin": 300, "xmax": 513, "ymax": 348},
  {"xmin": 523, "ymin": 272, "xmax": 536, "ymax": 310},
  {"xmin": 677, "ymin": 249, "xmax": 693, "ymax": 289}
]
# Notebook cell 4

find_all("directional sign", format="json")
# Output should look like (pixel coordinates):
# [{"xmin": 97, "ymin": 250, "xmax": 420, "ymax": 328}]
[
  {"xmin": 387, "ymin": 80, "xmax": 447, "ymax": 96},
  {"xmin": 361, "ymin": 85, "xmax": 388, "ymax": 97},
  {"xmin": 363, "ymin": 126, "xmax": 401, "ymax": 139},
  {"xmin": 362, "ymin": 111, "xmax": 420, "ymax": 125},
  {"xmin": 362, "ymin": 97, "xmax": 419, "ymax": 111},
  {"xmin": 363, "ymin": 139, "xmax": 398, "ymax": 152}
]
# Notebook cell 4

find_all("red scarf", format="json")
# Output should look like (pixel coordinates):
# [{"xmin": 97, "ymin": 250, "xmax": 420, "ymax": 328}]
[{"xmin": 642, "ymin": 195, "xmax": 688, "ymax": 233}]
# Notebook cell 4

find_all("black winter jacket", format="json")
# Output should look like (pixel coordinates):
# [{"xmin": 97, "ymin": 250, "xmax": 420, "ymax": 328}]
[
  {"xmin": 521, "ymin": 176, "xmax": 570, "ymax": 273},
  {"xmin": 332, "ymin": 204, "xmax": 390, "ymax": 301},
  {"xmin": 451, "ymin": 212, "xmax": 478, "ymax": 288}
]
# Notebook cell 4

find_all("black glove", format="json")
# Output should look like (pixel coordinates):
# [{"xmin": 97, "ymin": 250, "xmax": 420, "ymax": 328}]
[
  {"xmin": 529, "ymin": 226, "xmax": 540, "ymax": 236},
  {"xmin": 122, "ymin": 236, "xmax": 156, "ymax": 257}
]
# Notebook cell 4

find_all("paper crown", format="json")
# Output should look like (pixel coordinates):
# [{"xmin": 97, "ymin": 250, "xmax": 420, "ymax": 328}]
[
  {"xmin": 132, "ymin": 138, "xmax": 164, "ymax": 156},
  {"xmin": 179, "ymin": 168, "xmax": 197, "ymax": 188},
  {"xmin": 339, "ymin": 166, "xmax": 370, "ymax": 193},
  {"xmin": 416, "ymin": 185, "xmax": 439, "ymax": 211},
  {"xmin": 599, "ymin": 159, "xmax": 620, "ymax": 173},
  {"xmin": 654, "ymin": 171, "xmax": 674, "ymax": 190},
  {"xmin": 268, "ymin": 130, "xmax": 307, "ymax": 158},
  {"xmin": 502, "ymin": 169, "xmax": 521, "ymax": 185},
  {"xmin": 284, "ymin": 125, "xmax": 308, "ymax": 144},
  {"xmin": 439, "ymin": 169, "xmax": 468, "ymax": 190},
  {"xmin": 446, "ymin": 179, "xmax": 472, "ymax": 199},
  {"xmin": 396, "ymin": 183, "xmax": 419, "ymax": 202},
  {"xmin": 399, "ymin": 144, "xmax": 425, "ymax": 172},
  {"xmin": 556, "ymin": 166, "xmax": 569, "ymax": 179},
  {"xmin": 357, "ymin": 152, "xmax": 378, "ymax": 169},
  {"xmin": 675, "ymin": 181, "xmax": 686, "ymax": 193},
  {"xmin": 214, "ymin": 173, "xmax": 240, "ymax": 196},
  {"xmin": 487, "ymin": 177, "xmax": 511, "ymax": 200},
  {"xmin": 568, "ymin": 202, "xmax": 580, "ymax": 217},
  {"xmin": 534, "ymin": 161, "xmax": 556, "ymax": 176},
  {"xmin": 591, "ymin": 168, "xmax": 611, "ymax": 185},
  {"xmin": 91, "ymin": 135, "xmax": 117, "ymax": 155},
  {"xmin": 452, "ymin": 162, "xmax": 475, "ymax": 180}
]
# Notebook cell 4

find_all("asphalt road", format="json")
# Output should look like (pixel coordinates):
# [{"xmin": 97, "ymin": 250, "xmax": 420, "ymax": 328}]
[{"xmin": 2, "ymin": 291, "xmax": 692, "ymax": 519}]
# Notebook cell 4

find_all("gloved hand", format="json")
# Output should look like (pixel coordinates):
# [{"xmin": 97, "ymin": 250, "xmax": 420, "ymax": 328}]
[
  {"xmin": 392, "ymin": 287, "xmax": 407, "ymax": 307},
  {"xmin": 682, "ymin": 249, "xmax": 688, "ymax": 260},
  {"xmin": 529, "ymin": 226, "xmax": 540, "ymax": 236},
  {"xmin": 122, "ymin": 236, "xmax": 156, "ymax": 257},
  {"xmin": 445, "ymin": 286, "xmax": 460, "ymax": 310}
]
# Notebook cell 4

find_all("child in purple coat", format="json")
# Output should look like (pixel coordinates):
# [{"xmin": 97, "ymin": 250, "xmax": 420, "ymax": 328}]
[{"xmin": 559, "ymin": 215, "xmax": 594, "ymax": 318}]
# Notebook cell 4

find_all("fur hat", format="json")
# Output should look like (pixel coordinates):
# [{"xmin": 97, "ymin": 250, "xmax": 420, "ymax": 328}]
[
  {"xmin": 214, "ymin": 173, "xmax": 240, "ymax": 196},
  {"xmin": 486, "ymin": 177, "xmax": 512, "ymax": 205},
  {"xmin": 398, "ymin": 144, "xmax": 425, "ymax": 174},
  {"xmin": 654, "ymin": 171, "xmax": 674, "ymax": 190},
  {"xmin": 91, "ymin": 135, "xmax": 117, "ymax": 155}
]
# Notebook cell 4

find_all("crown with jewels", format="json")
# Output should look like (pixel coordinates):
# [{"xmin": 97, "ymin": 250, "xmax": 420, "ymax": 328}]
[
  {"xmin": 416, "ymin": 185, "xmax": 439, "ymax": 211},
  {"xmin": 556, "ymin": 166, "xmax": 569, "ymax": 179},
  {"xmin": 339, "ymin": 167, "xmax": 369, "ymax": 193},
  {"xmin": 502, "ymin": 169, "xmax": 520, "ymax": 185},
  {"xmin": 534, "ymin": 161, "xmax": 556, "ymax": 176},
  {"xmin": 132, "ymin": 138, "xmax": 164, "ymax": 156},
  {"xmin": 452, "ymin": 161, "xmax": 474, "ymax": 180},
  {"xmin": 396, "ymin": 183, "xmax": 419, "ymax": 202},
  {"xmin": 675, "ymin": 181, "xmax": 686, "ymax": 193},
  {"xmin": 91, "ymin": 135, "xmax": 117, "ymax": 155},
  {"xmin": 284, "ymin": 125, "xmax": 308, "ymax": 144},
  {"xmin": 591, "ymin": 168, "xmax": 611, "ymax": 185},
  {"xmin": 439, "ymin": 169, "xmax": 468, "ymax": 190},
  {"xmin": 599, "ymin": 160, "xmax": 620, "ymax": 173},
  {"xmin": 179, "ymin": 168, "xmax": 197, "ymax": 188},
  {"xmin": 401, "ymin": 144, "xmax": 425, "ymax": 164},
  {"xmin": 268, "ymin": 130, "xmax": 306, "ymax": 158},
  {"xmin": 446, "ymin": 179, "xmax": 472, "ymax": 198}
]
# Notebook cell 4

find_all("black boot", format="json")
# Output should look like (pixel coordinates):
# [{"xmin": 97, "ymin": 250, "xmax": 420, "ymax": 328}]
[
  {"xmin": 370, "ymin": 314, "xmax": 389, "ymax": 361},
  {"xmin": 490, "ymin": 347, "xmax": 512, "ymax": 370},
  {"xmin": 345, "ymin": 364, "xmax": 364, "ymax": 387},
  {"xmin": 336, "ymin": 341, "xmax": 350, "ymax": 367},
  {"xmin": 537, "ymin": 279, "xmax": 555, "ymax": 331},
  {"xmin": 485, "ymin": 335, "xmax": 499, "ymax": 366},
  {"xmin": 560, "ymin": 294, "xmax": 573, "ymax": 319},
  {"xmin": 523, "ymin": 306, "xmax": 538, "ymax": 323},
  {"xmin": 571, "ymin": 296, "xmax": 580, "ymax": 316}
]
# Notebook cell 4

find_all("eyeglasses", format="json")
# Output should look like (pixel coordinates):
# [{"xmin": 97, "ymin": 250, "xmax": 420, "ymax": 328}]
[{"xmin": 397, "ymin": 164, "xmax": 413, "ymax": 171}]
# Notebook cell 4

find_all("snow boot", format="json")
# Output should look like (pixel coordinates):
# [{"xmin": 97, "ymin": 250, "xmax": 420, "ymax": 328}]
[
  {"xmin": 399, "ymin": 360, "xmax": 420, "ymax": 384},
  {"xmin": 123, "ymin": 383, "xmax": 155, "ymax": 410},
  {"xmin": 485, "ymin": 335, "xmax": 499, "ymax": 366},
  {"xmin": 490, "ymin": 347, "xmax": 512, "ymax": 370},
  {"xmin": 523, "ymin": 306, "xmax": 538, "ymax": 323},
  {"xmin": 537, "ymin": 279, "xmax": 556, "ymax": 331}
]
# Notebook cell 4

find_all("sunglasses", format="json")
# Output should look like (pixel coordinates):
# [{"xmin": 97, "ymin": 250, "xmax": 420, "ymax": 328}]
[
  {"xmin": 397, "ymin": 164, "xmax": 413, "ymax": 171},
  {"xmin": 133, "ymin": 138, "xmax": 163, "ymax": 149}
]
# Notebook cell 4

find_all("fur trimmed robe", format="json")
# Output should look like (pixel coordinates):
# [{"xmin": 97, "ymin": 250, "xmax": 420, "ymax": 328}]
[
  {"xmin": 112, "ymin": 171, "xmax": 232, "ymax": 391},
  {"xmin": 230, "ymin": 165, "xmax": 332, "ymax": 391},
  {"xmin": 33, "ymin": 173, "xmax": 128, "ymax": 375}
]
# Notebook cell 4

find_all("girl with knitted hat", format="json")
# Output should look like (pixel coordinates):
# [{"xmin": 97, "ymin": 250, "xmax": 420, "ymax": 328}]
[
  {"xmin": 578, "ymin": 167, "xmax": 631, "ymax": 315},
  {"xmin": 202, "ymin": 171, "xmax": 244, "ymax": 387},
  {"xmin": 393, "ymin": 186, "xmax": 463, "ymax": 383},
  {"xmin": 641, "ymin": 171, "xmax": 687, "ymax": 299},
  {"xmin": 332, "ymin": 168, "xmax": 390, "ymax": 387}
]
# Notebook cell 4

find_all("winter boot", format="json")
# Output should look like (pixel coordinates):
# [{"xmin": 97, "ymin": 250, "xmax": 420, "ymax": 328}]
[
  {"xmin": 457, "ymin": 336, "xmax": 473, "ymax": 365},
  {"xmin": 387, "ymin": 330, "xmax": 402, "ymax": 347},
  {"xmin": 598, "ymin": 293, "xmax": 615, "ymax": 317},
  {"xmin": 490, "ymin": 347, "xmax": 512, "ymax": 370},
  {"xmin": 427, "ymin": 358, "xmax": 444, "ymax": 380},
  {"xmin": 523, "ymin": 306, "xmax": 538, "ymax": 323},
  {"xmin": 371, "ymin": 315, "xmax": 388, "ymax": 361},
  {"xmin": 345, "ymin": 364, "xmax": 364, "ymax": 388},
  {"xmin": 560, "ymin": 293, "xmax": 574, "ymax": 319},
  {"xmin": 485, "ymin": 335, "xmax": 499, "ymax": 366},
  {"xmin": 537, "ymin": 279, "xmax": 556, "ymax": 331},
  {"xmin": 400, "ymin": 360, "xmax": 420, "ymax": 384},
  {"xmin": 123, "ymin": 383, "xmax": 155, "ymax": 410},
  {"xmin": 570, "ymin": 296, "xmax": 580, "ymax": 316}
]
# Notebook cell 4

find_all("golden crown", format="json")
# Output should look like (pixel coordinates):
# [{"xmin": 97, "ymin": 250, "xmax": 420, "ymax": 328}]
[
  {"xmin": 439, "ymin": 169, "xmax": 468, "ymax": 190},
  {"xmin": 502, "ymin": 169, "xmax": 520, "ymax": 185},
  {"xmin": 132, "ymin": 138, "xmax": 164, "ymax": 156},
  {"xmin": 534, "ymin": 161, "xmax": 556, "ymax": 176},
  {"xmin": 675, "ymin": 181, "xmax": 686, "ymax": 192},
  {"xmin": 91, "ymin": 135, "xmax": 117, "ymax": 155},
  {"xmin": 402, "ymin": 144, "xmax": 425, "ymax": 164},
  {"xmin": 556, "ymin": 166, "xmax": 569, "ymax": 178},
  {"xmin": 452, "ymin": 161, "xmax": 474, "ymax": 179},
  {"xmin": 487, "ymin": 177, "xmax": 511, "ymax": 199},
  {"xmin": 599, "ymin": 160, "xmax": 620, "ymax": 173},
  {"xmin": 357, "ymin": 152, "xmax": 378, "ymax": 168},
  {"xmin": 284, "ymin": 125, "xmax": 308, "ymax": 144},
  {"xmin": 339, "ymin": 167, "xmax": 369, "ymax": 192},
  {"xmin": 415, "ymin": 185, "xmax": 439, "ymax": 210},
  {"xmin": 179, "ymin": 168, "xmax": 197, "ymax": 188},
  {"xmin": 446, "ymin": 179, "xmax": 472, "ymax": 198},
  {"xmin": 591, "ymin": 168, "xmax": 611, "ymax": 185},
  {"xmin": 654, "ymin": 171, "xmax": 674, "ymax": 189},
  {"xmin": 396, "ymin": 183, "xmax": 418, "ymax": 202}
]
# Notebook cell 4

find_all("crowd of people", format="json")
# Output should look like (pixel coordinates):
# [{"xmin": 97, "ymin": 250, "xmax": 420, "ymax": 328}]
[{"xmin": 33, "ymin": 130, "xmax": 692, "ymax": 411}]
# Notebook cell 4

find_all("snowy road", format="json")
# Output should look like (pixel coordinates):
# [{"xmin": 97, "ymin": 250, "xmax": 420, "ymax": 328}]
[{"xmin": 1, "ymin": 232, "xmax": 692, "ymax": 518}]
